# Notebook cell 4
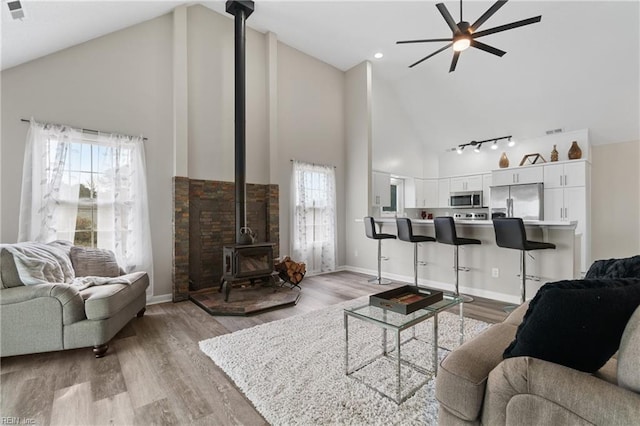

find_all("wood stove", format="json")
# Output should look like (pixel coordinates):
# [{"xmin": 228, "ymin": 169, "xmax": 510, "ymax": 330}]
[{"xmin": 220, "ymin": 243, "xmax": 276, "ymax": 301}]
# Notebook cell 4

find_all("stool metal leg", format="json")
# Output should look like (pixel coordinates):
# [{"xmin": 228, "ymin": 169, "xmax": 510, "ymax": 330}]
[
  {"xmin": 413, "ymin": 243, "xmax": 418, "ymax": 287},
  {"xmin": 454, "ymin": 246, "xmax": 474, "ymax": 303},
  {"xmin": 503, "ymin": 249, "xmax": 526, "ymax": 313},
  {"xmin": 368, "ymin": 239, "xmax": 391, "ymax": 285}
]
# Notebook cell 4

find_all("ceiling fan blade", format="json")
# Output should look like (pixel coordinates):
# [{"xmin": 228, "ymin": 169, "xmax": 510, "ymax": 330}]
[
  {"xmin": 436, "ymin": 3, "xmax": 460, "ymax": 34},
  {"xmin": 470, "ymin": 40, "xmax": 506, "ymax": 57},
  {"xmin": 449, "ymin": 51, "xmax": 461, "ymax": 73},
  {"xmin": 470, "ymin": 0, "xmax": 508, "ymax": 32},
  {"xmin": 397, "ymin": 38, "xmax": 453, "ymax": 44},
  {"xmin": 409, "ymin": 43, "xmax": 453, "ymax": 68},
  {"xmin": 472, "ymin": 16, "xmax": 542, "ymax": 38}
]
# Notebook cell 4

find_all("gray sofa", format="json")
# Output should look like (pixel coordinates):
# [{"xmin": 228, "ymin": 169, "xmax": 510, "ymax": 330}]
[
  {"xmin": 435, "ymin": 302, "xmax": 640, "ymax": 425},
  {"xmin": 0, "ymin": 241, "xmax": 148, "ymax": 358}
]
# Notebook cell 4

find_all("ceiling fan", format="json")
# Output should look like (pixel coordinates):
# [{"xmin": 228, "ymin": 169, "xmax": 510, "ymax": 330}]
[{"xmin": 397, "ymin": 0, "xmax": 541, "ymax": 72}]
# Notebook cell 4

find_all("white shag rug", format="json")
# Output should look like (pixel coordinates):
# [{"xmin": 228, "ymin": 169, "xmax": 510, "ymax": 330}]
[{"xmin": 199, "ymin": 296, "xmax": 489, "ymax": 425}]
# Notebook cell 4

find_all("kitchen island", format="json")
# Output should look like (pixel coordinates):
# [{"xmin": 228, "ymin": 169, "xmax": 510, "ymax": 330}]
[{"xmin": 357, "ymin": 217, "xmax": 579, "ymax": 304}]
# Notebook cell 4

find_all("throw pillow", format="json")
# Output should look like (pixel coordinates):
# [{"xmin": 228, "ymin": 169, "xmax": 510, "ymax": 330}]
[
  {"xmin": 503, "ymin": 278, "xmax": 640, "ymax": 373},
  {"xmin": 585, "ymin": 255, "xmax": 640, "ymax": 279},
  {"xmin": 70, "ymin": 247, "xmax": 121, "ymax": 277}
]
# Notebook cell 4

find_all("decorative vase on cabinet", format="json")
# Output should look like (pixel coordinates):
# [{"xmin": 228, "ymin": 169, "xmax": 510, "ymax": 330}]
[
  {"xmin": 551, "ymin": 145, "xmax": 559, "ymax": 162},
  {"xmin": 568, "ymin": 141, "xmax": 582, "ymax": 160},
  {"xmin": 499, "ymin": 152, "xmax": 509, "ymax": 168}
]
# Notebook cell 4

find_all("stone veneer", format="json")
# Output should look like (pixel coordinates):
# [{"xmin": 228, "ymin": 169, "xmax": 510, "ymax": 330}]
[{"xmin": 172, "ymin": 177, "xmax": 279, "ymax": 302}]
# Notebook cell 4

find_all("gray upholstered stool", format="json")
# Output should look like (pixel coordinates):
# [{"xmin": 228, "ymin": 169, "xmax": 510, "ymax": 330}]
[
  {"xmin": 493, "ymin": 217, "xmax": 556, "ymax": 312},
  {"xmin": 396, "ymin": 217, "xmax": 435, "ymax": 287},
  {"xmin": 434, "ymin": 216, "xmax": 481, "ymax": 302},
  {"xmin": 364, "ymin": 216, "xmax": 396, "ymax": 285}
]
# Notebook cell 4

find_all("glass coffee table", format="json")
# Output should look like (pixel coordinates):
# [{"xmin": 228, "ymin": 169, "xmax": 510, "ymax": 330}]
[{"xmin": 344, "ymin": 294, "xmax": 463, "ymax": 404}]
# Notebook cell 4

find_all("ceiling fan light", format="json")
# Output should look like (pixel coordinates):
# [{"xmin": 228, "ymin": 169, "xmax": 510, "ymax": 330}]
[{"xmin": 453, "ymin": 37, "xmax": 471, "ymax": 52}]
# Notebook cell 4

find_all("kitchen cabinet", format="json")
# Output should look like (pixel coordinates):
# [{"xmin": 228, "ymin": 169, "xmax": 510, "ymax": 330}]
[
  {"xmin": 492, "ymin": 165, "xmax": 543, "ymax": 186},
  {"xmin": 544, "ymin": 186, "xmax": 588, "ymax": 272},
  {"xmin": 544, "ymin": 160, "xmax": 586, "ymax": 189},
  {"xmin": 405, "ymin": 178, "xmax": 439, "ymax": 208},
  {"xmin": 423, "ymin": 179, "xmax": 438, "ymax": 207},
  {"xmin": 482, "ymin": 173, "xmax": 492, "ymax": 207},
  {"xmin": 372, "ymin": 171, "xmax": 391, "ymax": 207},
  {"xmin": 450, "ymin": 174, "xmax": 483, "ymax": 192},
  {"xmin": 438, "ymin": 178, "xmax": 450, "ymax": 207}
]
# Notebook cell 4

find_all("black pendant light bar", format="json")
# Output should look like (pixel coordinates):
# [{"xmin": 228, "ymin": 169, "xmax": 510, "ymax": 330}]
[{"xmin": 451, "ymin": 135, "xmax": 513, "ymax": 153}]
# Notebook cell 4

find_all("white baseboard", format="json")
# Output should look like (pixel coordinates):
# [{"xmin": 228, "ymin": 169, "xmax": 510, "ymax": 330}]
[
  {"xmin": 340, "ymin": 265, "xmax": 521, "ymax": 304},
  {"xmin": 146, "ymin": 293, "xmax": 172, "ymax": 305}
]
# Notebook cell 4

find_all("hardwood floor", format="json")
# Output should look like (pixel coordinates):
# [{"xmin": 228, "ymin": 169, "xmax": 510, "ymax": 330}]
[{"xmin": 0, "ymin": 271, "xmax": 509, "ymax": 425}]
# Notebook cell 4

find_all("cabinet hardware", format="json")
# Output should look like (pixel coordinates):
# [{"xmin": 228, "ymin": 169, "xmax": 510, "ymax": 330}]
[
  {"xmin": 560, "ymin": 175, "xmax": 563, "ymax": 186},
  {"xmin": 560, "ymin": 207, "xmax": 563, "ymax": 219},
  {"xmin": 564, "ymin": 207, "xmax": 568, "ymax": 218}
]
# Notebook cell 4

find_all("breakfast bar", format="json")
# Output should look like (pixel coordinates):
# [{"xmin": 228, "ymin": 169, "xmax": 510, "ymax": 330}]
[{"xmin": 360, "ymin": 218, "xmax": 579, "ymax": 304}]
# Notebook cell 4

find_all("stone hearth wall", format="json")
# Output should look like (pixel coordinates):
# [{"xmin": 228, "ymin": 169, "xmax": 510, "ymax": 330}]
[{"xmin": 172, "ymin": 177, "xmax": 279, "ymax": 302}]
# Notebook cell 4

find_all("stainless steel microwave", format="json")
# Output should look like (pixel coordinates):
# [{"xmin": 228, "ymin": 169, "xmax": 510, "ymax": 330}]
[{"xmin": 450, "ymin": 191, "xmax": 483, "ymax": 208}]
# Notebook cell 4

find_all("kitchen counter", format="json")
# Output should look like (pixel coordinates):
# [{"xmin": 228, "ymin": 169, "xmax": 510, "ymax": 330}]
[
  {"xmin": 354, "ymin": 216, "xmax": 581, "ymax": 304},
  {"xmin": 366, "ymin": 217, "xmax": 577, "ymax": 228}
]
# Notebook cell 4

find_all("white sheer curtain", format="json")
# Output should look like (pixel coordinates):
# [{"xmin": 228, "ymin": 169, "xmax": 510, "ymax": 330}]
[
  {"xmin": 18, "ymin": 119, "xmax": 153, "ymax": 291},
  {"xmin": 19, "ymin": 120, "xmax": 81, "ymax": 242},
  {"xmin": 291, "ymin": 160, "xmax": 336, "ymax": 273}
]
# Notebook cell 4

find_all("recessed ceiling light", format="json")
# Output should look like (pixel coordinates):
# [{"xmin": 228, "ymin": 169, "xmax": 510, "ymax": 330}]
[{"xmin": 374, "ymin": 52, "xmax": 384, "ymax": 59}]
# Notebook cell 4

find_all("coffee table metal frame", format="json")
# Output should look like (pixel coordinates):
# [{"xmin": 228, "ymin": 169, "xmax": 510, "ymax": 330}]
[{"xmin": 344, "ymin": 294, "xmax": 464, "ymax": 404}]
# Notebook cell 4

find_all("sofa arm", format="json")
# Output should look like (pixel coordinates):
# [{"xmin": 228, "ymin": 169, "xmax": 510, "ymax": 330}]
[
  {"xmin": 0, "ymin": 284, "xmax": 86, "ymax": 325},
  {"xmin": 482, "ymin": 357, "xmax": 640, "ymax": 426},
  {"xmin": 436, "ymin": 322, "xmax": 519, "ymax": 422}
]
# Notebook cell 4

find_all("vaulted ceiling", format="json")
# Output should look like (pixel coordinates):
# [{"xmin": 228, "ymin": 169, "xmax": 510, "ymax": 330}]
[{"xmin": 3, "ymin": 1, "xmax": 639, "ymax": 151}]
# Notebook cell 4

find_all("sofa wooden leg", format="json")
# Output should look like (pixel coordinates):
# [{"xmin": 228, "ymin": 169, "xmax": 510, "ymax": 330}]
[
  {"xmin": 93, "ymin": 344, "xmax": 108, "ymax": 358},
  {"xmin": 137, "ymin": 307, "xmax": 146, "ymax": 318}
]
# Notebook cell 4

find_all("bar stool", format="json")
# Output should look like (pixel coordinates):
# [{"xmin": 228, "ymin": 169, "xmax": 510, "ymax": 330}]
[
  {"xmin": 364, "ymin": 216, "xmax": 396, "ymax": 285},
  {"xmin": 493, "ymin": 218, "xmax": 556, "ymax": 312},
  {"xmin": 396, "ymin": 218, "xmax": 436, "ymax": 287},
  {"xmin": 434, "ymin": 216, "xmax": 481, "ymax": 302}
]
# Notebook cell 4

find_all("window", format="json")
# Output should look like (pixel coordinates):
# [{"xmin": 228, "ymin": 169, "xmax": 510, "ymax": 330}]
[
  {"xmin": 381, "ymin": 177, "xmax": 404, "ymax": 217},
  {"xmin": 19, "ymin": 120, "xmax": 153, "ymax": 285},
  {"xmin": 291, "ymin": 161, "xmax": 337, "ymax": 273}
]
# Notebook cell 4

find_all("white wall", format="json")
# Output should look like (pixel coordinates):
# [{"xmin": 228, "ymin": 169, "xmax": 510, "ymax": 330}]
[
  {"xmin": 187, "ymin": 5, "xmax": 268, "ymax": 184},
  {"xmin": 345, "ymin": 62, "xmax": 374, "ymax": 268},
  {"xmin": 371, "ymin": 72, "xmax": 425, "ymax": 178},
  {"xmin": 276, "ymin": 42, "xmax": 345, "ymax": 264},
  {"xmin": 591, "ymin": 140, "xmax": 640, "ymax": 260},
  {"xmin": 0, "ymin": 14, "xmax": 174, "ymax": 298},
  {"xmin": 438, "ymin": 129, "xmax": 590, "ymax": 177}
]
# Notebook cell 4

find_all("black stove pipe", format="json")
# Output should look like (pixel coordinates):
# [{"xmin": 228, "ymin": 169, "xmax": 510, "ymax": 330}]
[{"xmin": 225, "ymin": 1, "xmax": 254, "ymax": 245}]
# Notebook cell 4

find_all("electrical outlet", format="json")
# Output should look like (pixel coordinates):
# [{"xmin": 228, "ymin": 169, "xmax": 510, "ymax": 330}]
[{"xmin": 491, "ymin": 268, "xmax": 499, "ymax": 278}]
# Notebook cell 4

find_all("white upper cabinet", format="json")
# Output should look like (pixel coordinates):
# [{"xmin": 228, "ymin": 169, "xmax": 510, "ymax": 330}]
[
  {"xmin": 543, "ymin": 160, "xmax": 587, "ymax": 189},
  {"xmin": 404, "ymin": 177, "xmax": 422, "ymax": 208},
  {"xmin": 372, "ymin": 171, "xmax": 391, "ymax": 207},
  {"xmin": 438, "ymin": 178, "xmax": 450, "ymax": 207},
  {"xmin": 492, "ymin": 165, "xmax": 543, "ymax": 186},
  {"xmin": 423, "ymin": 179, "xmax": 439, "ymax": 208},
  {"xmin": 450, "ymin": 174, "xmax": 483, "ymax": 192}
]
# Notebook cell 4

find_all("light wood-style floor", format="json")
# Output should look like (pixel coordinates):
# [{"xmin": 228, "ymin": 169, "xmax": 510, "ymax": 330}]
[{"xmin": 0, "ymin": 271, "xmax": 509, "ymax": 425}]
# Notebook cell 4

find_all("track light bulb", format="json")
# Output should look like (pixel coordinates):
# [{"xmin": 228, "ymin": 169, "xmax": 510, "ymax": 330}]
[
  {"xmin": 491, "ymin": 141, "xmax": 498, "ymax": 150},
  {"xmin": 456, "ymin": 146, "xmax": 464, "ymax": 154},
  {"xmin": 508, "ymin": 137, "xmax": 515, "ymax": 147},
  {"xmin": 474, "ymin": 144, "xmax": 481, "ymax": 153}
]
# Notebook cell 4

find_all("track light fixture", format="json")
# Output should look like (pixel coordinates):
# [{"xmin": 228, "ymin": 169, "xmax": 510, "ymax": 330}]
[{"xmin": 450, "ymin": 135, "xmax": 513, "ymax": 154}]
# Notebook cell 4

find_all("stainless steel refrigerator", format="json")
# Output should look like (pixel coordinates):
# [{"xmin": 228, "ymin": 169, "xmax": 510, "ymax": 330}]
[{"xmin": 490, "ymin": 183, "xmax": 544, "ymax": 220}]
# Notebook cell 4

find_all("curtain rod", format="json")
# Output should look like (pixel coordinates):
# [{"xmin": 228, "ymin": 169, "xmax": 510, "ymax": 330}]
[
  {"xmin": 290, "ymin": 159, "xmax": 336, "ymax": 169},
  {"xmin": 20, "ymin": 118, "xmax": 148, "ymax": 141}
]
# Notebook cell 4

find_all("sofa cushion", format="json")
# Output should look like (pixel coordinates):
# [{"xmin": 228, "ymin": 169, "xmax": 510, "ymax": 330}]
[
  {"xmin": 80, "ymin": 272, "xmax": 148, "ymax": 320},
  {"xmin": 1, "ymin": 249, "xmax": 24, "ymax": 288},
  {"xmin": 618, "ymin": 305, "xmax": 640, "ymax": 393},
  {"xmin": 70, "ymin": 247, "xmax": 120, "ymax": 277},
  {"xmin": 436, "ymin": 321, "xmax": 519, "ymax": 421},
  {"xmin": 504, "ymin": 278, "xmax": 640, "ymax": 373},
  {"xmin": 585, "ymin": 255, "xmax": 640, "ymax": 279}
]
